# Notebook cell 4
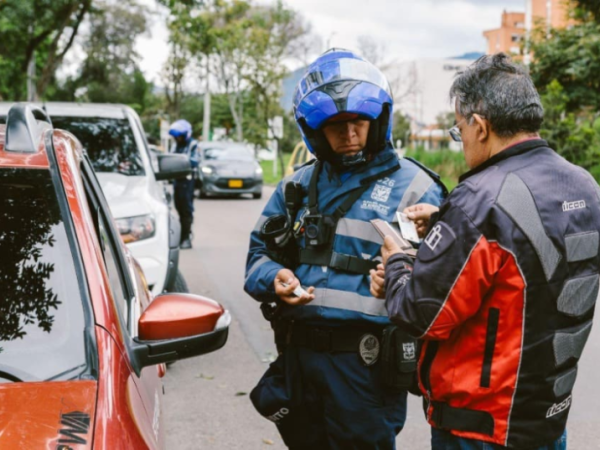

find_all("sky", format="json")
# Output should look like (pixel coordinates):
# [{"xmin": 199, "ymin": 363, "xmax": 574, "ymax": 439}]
[{"xmin": 135, "ymin": 0, "xmax": 527, "ymax": 84}]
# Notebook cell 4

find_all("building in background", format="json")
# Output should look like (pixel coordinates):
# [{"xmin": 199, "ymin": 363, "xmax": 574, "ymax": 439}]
[
  {"xmin": 483, "ymin": 11, "xmax": 526, "ymax": 56},
  {"xmin": 483, "ymin": 1, "xmax": 575, "ymax": 58},
  {"xmin": 384, "ymin": 54, "xmax": 480, "ymax": 137}
]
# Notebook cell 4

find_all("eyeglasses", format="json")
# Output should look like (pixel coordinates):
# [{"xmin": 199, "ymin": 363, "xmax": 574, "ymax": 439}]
[{"xmin": 448, "ymin": 118, "xmax": 467, "ymax": 142}]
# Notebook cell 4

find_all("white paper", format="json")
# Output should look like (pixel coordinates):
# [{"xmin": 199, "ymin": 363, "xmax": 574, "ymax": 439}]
[{"xmin": 397, "ymin": 212, "xmax": 421, "ymax": 243}]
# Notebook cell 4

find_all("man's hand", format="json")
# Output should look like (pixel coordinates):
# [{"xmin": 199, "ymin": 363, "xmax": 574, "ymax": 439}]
[
  {"xmin": 404, "ymin": 203, "xmax": 440, "ymax": 238},
  {"xmin": 274, "ymin": 268, "xmax": 315, "ymax": 305},
  {"xmin": 369, "ymin": 263, "xmax": 386, "ymax": 299},
  {"xmin": 381, "ymin": 235, "xmax": 402, "ymax": 266}
]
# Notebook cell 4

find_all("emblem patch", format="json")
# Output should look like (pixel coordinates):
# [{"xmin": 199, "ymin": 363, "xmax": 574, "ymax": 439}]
[
  {"xmin": 359, "ymin": 334, "xmax": 380, "ymax": 366},
  {"xmin": 402, "ymin": 342, "xmax": 416, "ymax": 361},
  {"xmin": 418, "ymin": 221, "xmax": 456, "ymax": 262}
]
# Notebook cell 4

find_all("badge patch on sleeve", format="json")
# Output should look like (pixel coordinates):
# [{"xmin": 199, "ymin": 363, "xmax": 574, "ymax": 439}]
[{"xmin": 418, "ymin": 221, "xmax": 456, "ymax": 262}]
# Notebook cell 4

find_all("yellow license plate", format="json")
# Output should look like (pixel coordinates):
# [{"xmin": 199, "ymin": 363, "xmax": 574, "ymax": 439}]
[{"xmin": 228, "ymin": 179, "xmax": 243, "ymax": 188}]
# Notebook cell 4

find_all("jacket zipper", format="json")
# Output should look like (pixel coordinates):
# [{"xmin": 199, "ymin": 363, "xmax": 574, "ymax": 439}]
[{"xmin": 420, "ymin": 341, "xmax": 439, "ymax": 417}]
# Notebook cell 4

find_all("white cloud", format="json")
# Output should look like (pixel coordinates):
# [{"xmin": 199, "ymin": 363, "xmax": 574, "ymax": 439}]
[{"xmin": 138, "ymin": 0, "xmax": 526, "ymax": 82}]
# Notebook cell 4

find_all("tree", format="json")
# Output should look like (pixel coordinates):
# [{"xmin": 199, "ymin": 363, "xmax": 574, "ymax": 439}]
[
  {"xmin": 539, "ymin": 80, "xmax": 600, "ymax": 177},
  {"xmin": 0, "ymin": 0, "xmax": 92, "ymax": 100},
  {"xmin": 391, "ymin": 112, "xmax": 411, "ymax": 149},
  {"xmin": 52, "ymin": 0, "xmax": 152, "ymax": 110}
]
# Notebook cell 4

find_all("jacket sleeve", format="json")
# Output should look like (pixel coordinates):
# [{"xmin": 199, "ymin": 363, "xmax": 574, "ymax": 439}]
[
  {"xmin": 189, "ymin": 141, "xmax": 200, "ymax": 168},
  {"xmin": 244, "ymin": 181, "xmax": 287, "ymax": 303},
  {"xmin": 384, "ymin": 203, "xmax": 504, "ymax": 340}
]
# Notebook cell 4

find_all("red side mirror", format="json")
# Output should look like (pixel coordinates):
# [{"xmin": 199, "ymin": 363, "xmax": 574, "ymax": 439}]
[{"xmin": 139, "ymin": 293, "xmax": 225, "ymax": 341}]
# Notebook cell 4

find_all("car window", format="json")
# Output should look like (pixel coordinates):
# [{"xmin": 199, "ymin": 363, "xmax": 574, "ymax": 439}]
[
  {"xmin": 203, "ymin": 146, "xmax": 254, "ymax": 161},
  {"xmin": 0, "ymin": 168, "xmax": 90, "ymax": 383},
  {"xmin": 52, "ymin": 116, "xmax": 145, "ymax": 176},
  {"xmin": 81, "ymin": 162, "xmax": 133, "ymax": 335},
  {"xmin": 98, "ymin": 216, "xmax": 130, "ymax": 325}
]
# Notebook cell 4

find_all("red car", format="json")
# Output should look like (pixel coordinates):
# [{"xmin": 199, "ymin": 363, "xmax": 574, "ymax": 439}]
[{"xmin": 0, "ymin": 104, "xmax": 230, "ymax": 448}]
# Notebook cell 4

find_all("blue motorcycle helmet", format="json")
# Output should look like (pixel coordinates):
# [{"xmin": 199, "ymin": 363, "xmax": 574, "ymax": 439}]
[
  {"xmin": 168, "ymin": 119, "xmax": 193, "ymax": 142},
  {"xmin": 293, "ymin": 48, "xmax": 393, "ymax": 166}
]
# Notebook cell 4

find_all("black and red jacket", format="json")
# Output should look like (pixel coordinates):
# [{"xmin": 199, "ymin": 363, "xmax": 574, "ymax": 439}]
[{"xmin": 385, "ymin": 139, "xmax": 600, "ymax": 448}]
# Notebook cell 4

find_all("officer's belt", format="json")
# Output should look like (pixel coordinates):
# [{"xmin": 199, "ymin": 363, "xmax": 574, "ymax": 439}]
[
  {"xmin": 430, "ymin": 401, "xmax": 495, "ymax": 436},
  {"xmin": 298, "ymin": 249, "xmax": 378, "ymax": 274},
  {"xmin": 288, "ymin": 323, "xmax": 382, "ymax": 353}
]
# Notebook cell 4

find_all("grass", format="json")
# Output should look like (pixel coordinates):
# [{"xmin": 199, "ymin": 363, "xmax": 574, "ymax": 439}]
[
  {"xmin": 404, "ymin": 147, "xmax": 468, "ymax": 192},
  {"xmin": 260, "ymin": 148, "xmax": 468, "ymax": 191},
  {"xmin": 260, "ymin": 153, "xmax": 292, "ymax": 186}
]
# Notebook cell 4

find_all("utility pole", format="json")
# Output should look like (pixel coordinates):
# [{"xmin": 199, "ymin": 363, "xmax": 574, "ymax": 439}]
[
  {"xmin": 202, "ymin": 57, "xmax": 211, "ymax": 142},
  {"xmin": 27, "ymin": 25, "xmax": 37, "ymax": 101}
]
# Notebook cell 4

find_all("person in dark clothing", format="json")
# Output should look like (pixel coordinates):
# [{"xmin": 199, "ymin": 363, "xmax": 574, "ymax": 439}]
[
  {"xmin": 371, "ymin": 53, "xmax": 599, "ymax": 449},
  {"xmin": 169, "ymin": 119, "xmax": 199, "ymax": 249}
]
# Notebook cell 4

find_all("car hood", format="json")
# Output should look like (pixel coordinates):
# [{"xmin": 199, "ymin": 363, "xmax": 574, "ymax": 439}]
[
  {"xmin": 97, "ymin": 172, "xmax": 150, "ymax": 219},
  {"xmin": 0, "ymin": 380, "xmax": 97, "ymax": 449},
  {"xmin": 203, "ymin": 160, "xmax": 257, "ymax": 177}
]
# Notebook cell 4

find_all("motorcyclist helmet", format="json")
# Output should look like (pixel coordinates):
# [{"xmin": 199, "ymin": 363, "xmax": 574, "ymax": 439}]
[{"xmin": 293, "ymin": 48, "xmax": 394, "ymax": 165}]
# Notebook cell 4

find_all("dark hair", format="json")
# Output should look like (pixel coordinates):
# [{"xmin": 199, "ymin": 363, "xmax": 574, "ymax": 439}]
[{"xmin": 449, "ymin": 53, "xmax": 544, "ymax": 138}]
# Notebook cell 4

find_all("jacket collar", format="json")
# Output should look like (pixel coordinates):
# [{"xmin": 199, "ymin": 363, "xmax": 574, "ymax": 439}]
[
  {"xmin": 459, "ymin": 138, "xmax": 548, "ymax": 183},
  {"xmin": 323, "ymin": 145, "xmax": 399, "ymax": 187}
]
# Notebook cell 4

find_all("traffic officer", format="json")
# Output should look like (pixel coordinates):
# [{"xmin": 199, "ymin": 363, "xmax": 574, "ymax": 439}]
[
  {"xmin": 245, "ymin": 49, "xmax": 446, "ymax": 449},
  {"xmin": 374, "ymin": 53, "xmax": 600, "ymax": 449},
  {"xmin": 169, "ymin": 119, "xmax": 199, "ymax": 249}
]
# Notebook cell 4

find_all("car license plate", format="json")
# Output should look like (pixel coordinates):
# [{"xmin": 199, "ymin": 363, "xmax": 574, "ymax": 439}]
[{"xmin": 228, "ymin": 179, "xmax": 243, "ymax": 188}]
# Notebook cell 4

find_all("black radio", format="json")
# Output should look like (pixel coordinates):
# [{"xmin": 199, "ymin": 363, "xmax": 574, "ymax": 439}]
[{"xmin": 303, "ymin": 214, "xmax": 335, "ymax": 247}]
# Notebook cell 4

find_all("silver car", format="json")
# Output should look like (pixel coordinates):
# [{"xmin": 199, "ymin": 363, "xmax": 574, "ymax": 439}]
[{"xmin": 196, "ymin": 141, "xmax": 263, "ymax": 199}]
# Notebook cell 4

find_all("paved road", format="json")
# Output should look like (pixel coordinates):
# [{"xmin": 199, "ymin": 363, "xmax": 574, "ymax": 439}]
[{"xmin": 164, "ymin": 187, "xmax": 600, "ymax": 449}]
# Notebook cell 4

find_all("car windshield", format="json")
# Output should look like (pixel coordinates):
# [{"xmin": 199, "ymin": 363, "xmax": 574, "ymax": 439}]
[
  {"xmin": 52, "ymin": 116, "xmax": 145, "ymax": 176},
  {"xmin": 0, "ymin": 168, "xmax": 92, "ymax": 383},
  {"xmin": 203, "ymin": 146, "xmax": 254, "ymax": 161}
]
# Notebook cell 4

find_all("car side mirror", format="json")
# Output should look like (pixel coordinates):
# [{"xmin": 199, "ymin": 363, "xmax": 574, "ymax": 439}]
[
  {"xmin": 131, "ymin": 293, "xmax": 230, "ymax": 374},
  {"xmin": 155, "ymin": 153, "xmax": 192, "ymax": 181}
]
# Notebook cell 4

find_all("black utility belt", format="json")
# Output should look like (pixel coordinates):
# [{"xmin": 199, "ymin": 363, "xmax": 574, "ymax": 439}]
[
  {"xmin": 287, "ymin": 323, "xmax": 420, "ymax": 392},
  {"xmin": 288, "ymin": 323, "xmax": 383, "ymax": 354}
]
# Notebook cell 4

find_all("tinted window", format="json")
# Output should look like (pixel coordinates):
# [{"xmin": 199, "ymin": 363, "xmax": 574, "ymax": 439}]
[
  {"xmin": 203, "ymin": 146, "xmax": 254, "ymax": 161},
  {"xmin": 52, "ymin": 116, "xmax": 145, "ymax": 176},
  {"xmin": 0, "ymin": 169, "xmax": 90, "ymax": 383}
]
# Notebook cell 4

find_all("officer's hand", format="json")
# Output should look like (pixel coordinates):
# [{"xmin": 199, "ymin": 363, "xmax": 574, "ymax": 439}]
[
  {"xmin": 382, "ymin": 236, "xmax": 402, "ymax": 265},
  {"xmin": 369, "ymin": 263, "xmax": 386, "ymax": 299},
  {"xmin": 274, "ymin": 269, "xmax": 315, "ymax": 306},
  {"xmin": 404, "ymin": 204, "xmax": 440, "ymax": 238}
]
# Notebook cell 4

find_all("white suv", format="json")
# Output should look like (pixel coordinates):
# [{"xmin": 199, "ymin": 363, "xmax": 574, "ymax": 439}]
[{"xmin": 0, "ymin": 103, "xmax": 188, "ymax": 295}]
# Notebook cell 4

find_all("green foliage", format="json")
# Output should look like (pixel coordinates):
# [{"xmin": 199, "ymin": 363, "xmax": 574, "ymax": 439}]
[
  {"xmin": 530, "ymin": 21, "xmax": 600, "ymax": 112},
  {"xmin": 391, "ymin": 113, "xmax": 411, "ymax": 148},
  {"xmin": 0, "ymin": 0, "xmax": 92, "ymax": 100},
  {"xmin": 404, "ymin": 147, "xmax": 468, "ymax": 191},
  {"xmin": 539, "ymin": 80, "xmax": 600, "ymax": 178}
]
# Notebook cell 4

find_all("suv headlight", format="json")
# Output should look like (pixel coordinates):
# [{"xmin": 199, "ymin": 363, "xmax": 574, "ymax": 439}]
[
  {"xmin": 116, "ymin": 214, "xmax": 156, "ymax": 243},
  {"xmin": 201, "ymin": 166, "xmax": 214, "ymax": 175},
  {"xmin": 255, "ymin": 166, "xmax": 263, "ymax": 177}
]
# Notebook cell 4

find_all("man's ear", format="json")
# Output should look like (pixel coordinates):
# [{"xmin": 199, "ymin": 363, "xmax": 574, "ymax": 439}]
[{"xmin": 472, "ymin": 114, "xmax": 489, "ymax": 143}]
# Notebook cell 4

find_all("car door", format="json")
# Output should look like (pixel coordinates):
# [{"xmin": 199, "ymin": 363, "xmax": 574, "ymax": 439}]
[{"xmin": 81, "ymin": 157, "xmax": 164, "ymax": 448}]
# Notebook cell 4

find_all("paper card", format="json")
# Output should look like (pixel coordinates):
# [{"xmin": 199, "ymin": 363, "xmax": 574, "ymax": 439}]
[{"xmin": 397, "ymin": 212, "xmax": 421, "ymax": 243}]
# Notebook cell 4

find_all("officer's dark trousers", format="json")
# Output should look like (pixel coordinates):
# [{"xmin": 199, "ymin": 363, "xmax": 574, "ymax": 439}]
[
  {"xmin": 174, "ymin": 179, "xmax": 195, "ymax": 242},
  {"xmin": 282, "ymin": 346, "xmax": 407, "ymax": 450}
]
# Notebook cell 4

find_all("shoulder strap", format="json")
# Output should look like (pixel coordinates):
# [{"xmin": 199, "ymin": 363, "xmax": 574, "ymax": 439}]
[
  {"xmin": 307, "ymin": 160, "xmax": 321, "ymax": 214},
  {"xmin": 403, "ymin": 157, "xmax": 449, "ymax": 197}
]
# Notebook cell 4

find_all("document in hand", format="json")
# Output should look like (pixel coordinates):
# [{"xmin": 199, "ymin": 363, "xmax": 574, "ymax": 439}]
[
  {"xmin": 397, "ymin": 212, "xmax": 421, "ymax": 243},
  {"xmin": 370, "ymin": 219, "xmax": 417, "ymax": 258}
]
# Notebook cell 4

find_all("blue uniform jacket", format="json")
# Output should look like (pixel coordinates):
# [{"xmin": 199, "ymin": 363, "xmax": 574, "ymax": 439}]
[
  {"xmin": 244, "ymin": 146, "xmax": 445, "ymax": 327},
  {"xmin": 172, "ymin": 138, "xmax": 199, "ymax": 168}
]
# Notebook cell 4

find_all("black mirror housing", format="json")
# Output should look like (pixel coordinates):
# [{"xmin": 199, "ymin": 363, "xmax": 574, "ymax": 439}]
[{"xmin": 155, "ymin": 153, "xmax": 192, "ymax": 181}]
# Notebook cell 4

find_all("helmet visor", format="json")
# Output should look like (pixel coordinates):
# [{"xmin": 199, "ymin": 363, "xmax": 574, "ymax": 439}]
[{"xmin": 297, "ymin": 58, "xmax": 391, "ymax": 99}]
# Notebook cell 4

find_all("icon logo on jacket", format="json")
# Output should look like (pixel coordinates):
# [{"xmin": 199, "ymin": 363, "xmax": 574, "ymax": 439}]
[
  {"xmin": 546, "ymin": 395, "xmax": 572, "ymax": 418},
  {"xmin": 424, "ymin": 224, "xmax": 443, "ymax": 251},
  {"xmin": 562, "ymin": 200, "xmax": 585, "ymax": 212},
  {"xmin": 359, "ymin": 334, "xmax": 380, "ymax": 366}
]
